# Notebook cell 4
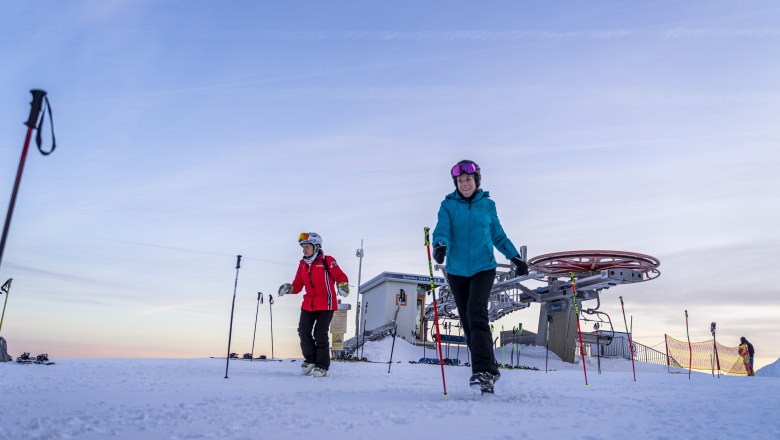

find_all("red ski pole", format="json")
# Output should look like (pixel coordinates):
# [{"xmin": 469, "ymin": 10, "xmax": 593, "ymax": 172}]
[
  {"xmin": 424, "ymin": 227, "xmax": 447, "ymax": 396},
  {"xmin": 570, "ymin": 272, "xmax": 589, "ymax": 386},
  {"xmin": 0, "ymin": 90, "xmax": 55, "ymax": 273},
  {"xmin": 619, "ymin": 296, "xmax": 636, "ymax": 381}
]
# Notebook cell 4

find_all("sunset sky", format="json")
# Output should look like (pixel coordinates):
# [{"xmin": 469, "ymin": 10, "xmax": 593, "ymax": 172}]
[{"xmin": 1, "ymin": 1, "xmax": 778, "ymax": 368}]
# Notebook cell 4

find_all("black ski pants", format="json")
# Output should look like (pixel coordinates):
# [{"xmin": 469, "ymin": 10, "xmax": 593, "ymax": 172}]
[
  {"xmin": 448, "ymin": 268, "xmax": 498, "ymax": 375},
  {"xmin": 298, "ymin": 309, "xmax": 334, "ymax": 370}
]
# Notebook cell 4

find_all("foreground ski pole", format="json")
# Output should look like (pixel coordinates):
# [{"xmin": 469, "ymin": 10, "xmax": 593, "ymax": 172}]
[
  {"xmin": 619, "ymin": 296, "xmax": 637, "ymax": 381},
  {"xmin": 224, "ymin": 255, "xmax": 242, "ymax": 379},
  {"xmin": 570, "ymin": 272, "xmax": 589, "ymax": 386},
  {"xmin": 424, "ymin": 227, "xmax": 448, "ymax": 396},
  {"xmin": 0, "ymin": 278, "xmax": 12, "ymax": 335},
  {"xmin": 250, "ymin": 292, "xmax": 263, "ymax": 362},
  {"xmin": 0, "ymin": 90, "xmax": 56, "ymax": 274},
  {"xmin": 685, "ymin": 310, "xmax": 691, "ymax": 379}
]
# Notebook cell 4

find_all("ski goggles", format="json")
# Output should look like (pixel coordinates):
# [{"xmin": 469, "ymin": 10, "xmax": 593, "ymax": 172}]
[
  {"xmin": 451, "ymin": 161, "xmax": 478, "ymax": 177},
  {"xmin": 298, "ymin": 232, "xmax": 311, "ymax": 243}
]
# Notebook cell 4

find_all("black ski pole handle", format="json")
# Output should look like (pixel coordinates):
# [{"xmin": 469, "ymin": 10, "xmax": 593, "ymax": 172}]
[
  {"xmin": 235, "ymin": 255, "xmax": 242, "ymax": 269},
  {"xmin": 258, "ymin": 291, "xmax": 263, "ymax": 303},
  {"xmin": 25, "ymin": 90, "xmax": 47, "ymax": 129}
]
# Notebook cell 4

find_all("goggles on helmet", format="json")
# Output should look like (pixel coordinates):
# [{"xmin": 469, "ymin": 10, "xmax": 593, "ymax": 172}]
[
  {"xmin": 298, "ymin": 232, "xmax": 310, "ymax": 243},
  {"xmin": 451, "ymin": 161, "xmax": 478, "ymax": 177}
]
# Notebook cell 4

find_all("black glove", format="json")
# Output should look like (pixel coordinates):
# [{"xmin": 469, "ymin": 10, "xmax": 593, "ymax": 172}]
[
  {"xmin": 511, "ymin": 255, "xmax": 528, "ymax": 276},
  {"xmin": 433, "ymin": 243, "xmax": 446, "ymax": 264}
]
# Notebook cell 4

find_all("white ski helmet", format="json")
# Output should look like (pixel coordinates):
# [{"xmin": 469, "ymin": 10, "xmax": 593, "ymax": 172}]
[{"xmin": 298, "ymin": 232, "xmax": 323, "ymax": 251}]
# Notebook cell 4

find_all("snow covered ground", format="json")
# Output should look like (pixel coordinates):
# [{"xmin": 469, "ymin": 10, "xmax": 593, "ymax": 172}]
[{"xmin": 2, "ymin": 339, "xmax": 778, "ymax": 439}]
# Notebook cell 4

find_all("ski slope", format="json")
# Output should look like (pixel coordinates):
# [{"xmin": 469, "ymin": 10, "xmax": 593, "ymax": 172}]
[{"xmin": 1, "ymin": 339, "xmax": 777, "ymax": 439}]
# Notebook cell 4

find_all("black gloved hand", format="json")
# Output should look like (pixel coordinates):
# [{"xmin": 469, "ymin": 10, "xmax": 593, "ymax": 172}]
[
  {"xmin": 511, "ymin": 255, "xmax": 528, "ymax": 276},
  {"xmin": 433, "ymin": 243, "xmax": 446, "ymax": 264}
]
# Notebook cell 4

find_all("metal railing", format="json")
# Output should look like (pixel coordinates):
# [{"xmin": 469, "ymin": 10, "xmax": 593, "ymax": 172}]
[{"xmin": 585, "ymin": 335, "xmax": 669, "ymax": 366}]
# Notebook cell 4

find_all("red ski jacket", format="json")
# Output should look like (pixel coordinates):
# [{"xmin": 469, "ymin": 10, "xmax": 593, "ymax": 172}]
[{"xmin": 291, "ymin": 253, "xmax": 349, "ymax": 311}]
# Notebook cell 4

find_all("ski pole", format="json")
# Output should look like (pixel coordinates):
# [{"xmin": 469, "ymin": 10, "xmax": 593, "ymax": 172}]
[
  {"xmin": 250, "ymin": 292, "xmax": 263, "ymax": 362},
  {"xmin": 510, "ymin": 327, "xmax": 516, "ymax": 368},
  {"xmin": 0, "ymin": 90, "xmax": 56, "ymax": 274},
  {"xmin": 354, "ymin": 241, "xmax": 364, "ymax": 342},
  {"xmin": 455, "ymin": 322, "xmax": 461, "ymax": 365},
  {"xmin": 0, "ymin": 278, "xmax": 12, "ymax": 335},
  {"xmin": 224, "ymin": 255, "xmax": 242, "ymax": 379},
  {"xmin": 619, "ymin": 296, "xmax": 637, "ymax": 381},
  {"xmin": 545, "ymin": 315, "xmax": 551, "ymax": 373},
  {"xmin": 388, "ymin": 290, "xmax": 405, "ymax": 373},
  {"xmin": 422, "ymin": 318, "xmax": 427, "ymax": 363},
  {"xmin": 518, "ymin": 323, "xmax": 523, "ymax": 367},
  {"xmin": 424, "ymin": 227, "xmax": 447, "ymax": 396},
  {"xmin": 446, "ymin": 321, "xmax": 451, "ymax": 361},
  {"xmin": 711, "ymin": 322, "xmax": 720, "ymax": 378},
  {"xmin": 269, "ymin": 294, "xmax": 275, "ymax": 359},
  {"xmin": 501, "ymin": 325, "xmax": 505, "ymax": 369},
  {"xmin": 360, "ymin": 303, "xmax": 368, "ymax": 359},
  {"xmin": 570, "ymin": 272, "xmax": 589, "ymax": 386},
  {"xmin": 685, "ymin": 310, "xmax": 691, "ymax": 379}
]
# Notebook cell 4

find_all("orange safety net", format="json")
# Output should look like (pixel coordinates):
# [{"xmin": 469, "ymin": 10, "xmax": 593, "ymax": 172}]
[{"xmin": 665, "ymin": 334, "xmax": 749, "ymax": 375}]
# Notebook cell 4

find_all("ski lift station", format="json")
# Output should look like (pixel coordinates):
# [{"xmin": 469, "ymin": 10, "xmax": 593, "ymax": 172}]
[
  {"xmin": 357, "ymin": 272, "xmax": 445, "ymax": 344},
  {"xmin": 348, "ymin": 248, "xmax": 661, "ymax": 365}
]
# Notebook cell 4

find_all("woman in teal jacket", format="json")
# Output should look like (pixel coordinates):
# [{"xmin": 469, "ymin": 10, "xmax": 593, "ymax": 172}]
[{"xmin": 432, "ymin": 159, "xmax": 527, "ymax": 394}]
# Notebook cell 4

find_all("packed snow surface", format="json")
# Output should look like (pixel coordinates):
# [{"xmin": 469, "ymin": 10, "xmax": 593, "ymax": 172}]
[
  {"xmin": 756, "ymin": 356, "xmax": 780, "ymax": 377},
  {"xmin": 2, "ymin": 339, "xmax": 778, "ymax": 439}
]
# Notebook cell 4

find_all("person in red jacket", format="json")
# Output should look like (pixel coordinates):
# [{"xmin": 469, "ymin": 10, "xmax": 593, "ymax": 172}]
[{"xmin": 278, "ymin": 232, "xmax": 349, "ymax": 377}]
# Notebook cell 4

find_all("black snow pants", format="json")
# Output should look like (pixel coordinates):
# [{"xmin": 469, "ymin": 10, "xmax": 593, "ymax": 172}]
[
  {"xmin": 447, "ymin": 268, "xmax": 498, "ymax": 375},
  {"xmin": 298, "ymin": 309, "xmax": 334, "ymax": 370}
]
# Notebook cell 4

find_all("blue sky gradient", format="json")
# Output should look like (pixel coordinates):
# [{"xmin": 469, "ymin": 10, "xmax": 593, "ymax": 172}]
[{"xmin": 1, "ymin": 1, "xmax": 778, "ymax": 366}]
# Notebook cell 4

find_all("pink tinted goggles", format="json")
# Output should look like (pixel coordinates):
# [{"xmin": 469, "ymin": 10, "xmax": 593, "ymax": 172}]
[{"xmin": 451, "ymin": 161, "xmax": 478, "ymax": 177}]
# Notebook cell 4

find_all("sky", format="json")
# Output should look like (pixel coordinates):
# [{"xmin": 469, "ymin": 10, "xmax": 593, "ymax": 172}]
[{"xmin": 0, "ymin": 1, "xmax": 778, "ymax": 367}]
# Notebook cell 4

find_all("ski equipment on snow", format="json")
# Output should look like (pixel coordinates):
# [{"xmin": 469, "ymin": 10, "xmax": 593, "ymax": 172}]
[
  {"xmin": 388, "ymin": 289, "xmax": 406, "ymax": 373},
  {"xmin": 685, "ymin": 310, "xmax": 692, "ymax": 379},
  {"xmin": 354, "ymin": 240, "xmax": 364, "ymax": 341},
  {"xmin": 251, "ymin": 292, "xmax": 263, "ymax": 362},
  {"xmin": 0, "ymin": 90, "xmax": 56, "ymax": 275},
  {"xmin": 0, "ymin": 278, "xmax": 11, "ymax": 335},
  {"xmin": 269, "ymin": 294, "xmax": 275, "ymax": 359},
  {"xmin": 570, "ymin": 272, "xmax": 589, "ymax": 386},
  {"xmin": 424, "ymin": 227, "xmax": 448, "ymax": 396},
  {"xmin": 711, "ymin": 322, "xmax": 720, "ymax": 378},
  {"xmin": 619, "ymin": 296, "xmax": 637, "ymax": 381},
  {"xmin": 224, "ymin": 255, "xmax": 242, "ymax": 379}
]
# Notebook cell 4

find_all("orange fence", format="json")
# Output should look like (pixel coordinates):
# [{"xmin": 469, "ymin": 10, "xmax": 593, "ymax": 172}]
[{"xmin": 665, "ymin": 334, "xmax": 748, "ymax": 375}]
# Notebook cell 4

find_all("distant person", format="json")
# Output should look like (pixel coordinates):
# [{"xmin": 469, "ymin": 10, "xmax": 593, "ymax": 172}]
[
  {"xmin": 278, "ymin": 232, "xmax": 349, "ymax": 377},
  {"xmin": 740, "ymin": 336, "xmax": 755, "ymax": 376},
  {"xmin": 432, "ymin": 159, "xmax": 528, "ymax": 395},
  {"xmin": 739, "ymin": 336, "xmax": 755, "ymax": 376}
]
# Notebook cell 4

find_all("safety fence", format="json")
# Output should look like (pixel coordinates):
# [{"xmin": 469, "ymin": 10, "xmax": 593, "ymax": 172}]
[{"xmin": 665, "ymin": 334, "xmax": 748, "ymax": 375}]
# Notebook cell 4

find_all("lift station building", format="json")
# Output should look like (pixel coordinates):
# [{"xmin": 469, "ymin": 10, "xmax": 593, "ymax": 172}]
[{"xmin": 358, "ymin": 272, "xmax": 445, "ymax": 344}]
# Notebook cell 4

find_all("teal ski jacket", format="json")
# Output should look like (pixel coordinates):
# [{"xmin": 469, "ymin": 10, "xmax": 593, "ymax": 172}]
[{"xmin": 433, "ymin": 189, "xmax": 519, "ymax": 277}]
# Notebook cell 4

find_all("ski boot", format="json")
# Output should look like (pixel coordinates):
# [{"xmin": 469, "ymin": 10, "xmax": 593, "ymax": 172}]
[
  {"xmin": 300, "ymin": 362, "xmax": 316, "ymax": 375},
  {"xmin": 34, "ymin": 354, "xmax": 54, "ymax": 365},
  {"xmin": 311, "ymin": 367, "xmax": 328, "ymax": 377},
  {"xmin": 469, "ymin": 371, "xmax": 500, "ymax": 395},
  {"xmin": 16, "ymin": 352, "xmax": 33, "ymax": 364}
]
